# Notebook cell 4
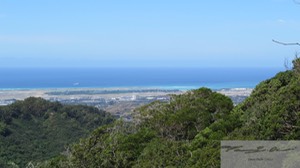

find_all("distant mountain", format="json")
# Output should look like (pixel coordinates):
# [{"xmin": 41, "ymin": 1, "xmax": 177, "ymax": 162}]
[{"xmin": 0, "ymin": 97, "xmax": 114, "ymax": 167}]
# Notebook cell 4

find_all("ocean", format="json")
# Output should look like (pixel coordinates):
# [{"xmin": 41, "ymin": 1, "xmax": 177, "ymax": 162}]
[{"xmin": 0, "ymin": 67, "xmax": 283, "ymax": 90}]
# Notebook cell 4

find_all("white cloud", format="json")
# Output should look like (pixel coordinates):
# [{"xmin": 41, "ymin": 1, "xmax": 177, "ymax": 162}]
[
  {"xmin": 277, "ymin": 19, "xmax": 286, "ymax": 24},
  {"xmin": 271, "ymin": 0, "xmax": 290, "ymax": 2},
  {"xmin": 0, "ymin": 35, "xmax": 74, "ymax": 44},
  {"xmin": 275, "ymin": 18, "xmax": 300, "ymax": 26}
]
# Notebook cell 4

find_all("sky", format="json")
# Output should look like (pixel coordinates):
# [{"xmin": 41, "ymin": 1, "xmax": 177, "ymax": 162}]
[{"xmin": 0, "ymin": 0, "xmax": 300, "ymax": 68}]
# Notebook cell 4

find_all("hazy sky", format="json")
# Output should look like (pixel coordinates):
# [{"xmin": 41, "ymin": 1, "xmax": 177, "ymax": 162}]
[{"xmin": 0, "ymin": 0, "xmax": 299, "ymax": 68}]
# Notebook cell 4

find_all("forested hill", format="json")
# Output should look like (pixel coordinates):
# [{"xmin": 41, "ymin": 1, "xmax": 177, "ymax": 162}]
[
  {"xmin": 0, "ymin": 97, "xmax": 114, "ymax": 167},
  {"xmin": 35, "ymin": 59, "xmax": 300, "ymax": 167},
  {"xmin": 227, "ymin": 61, "xmax": 300, "ymax": 140},
  {"xmin": 2, "ymin": 59, "xmax": 300, "ymax": 167}
]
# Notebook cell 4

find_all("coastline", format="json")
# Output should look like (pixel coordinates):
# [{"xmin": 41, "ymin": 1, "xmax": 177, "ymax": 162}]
[
  {"xmin": 0, "ymin": 86, "xmax": 253, "ymax": 118},
  {"xmin": 0, "ymin": 86, "xmax": 253, "ymax": 103},
  {"xmin": 0, "ymin": 82, "xmax": 257, "ymax": 91}
]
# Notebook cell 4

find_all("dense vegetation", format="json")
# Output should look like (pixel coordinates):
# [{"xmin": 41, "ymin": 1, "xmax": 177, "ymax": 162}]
[
  {"xmin": 0, "ymin": 97, "xmax": 114, "ymax": 167},
  {"xmin": 2, "ymin": 58, "xmax": 300, "ymax": 167},
  {"xmin": 35, "ymin": 58, "xmax": 300, "ymax": 167},
  {"xmin": 34, "ymin": 87, "xmax": 233, "ymax": 167}
]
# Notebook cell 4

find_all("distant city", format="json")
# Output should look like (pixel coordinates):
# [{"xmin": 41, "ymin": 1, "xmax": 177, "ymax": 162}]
[{"xmin": 0, "ymin": 87, "xmax": 252, "ymax": 120}]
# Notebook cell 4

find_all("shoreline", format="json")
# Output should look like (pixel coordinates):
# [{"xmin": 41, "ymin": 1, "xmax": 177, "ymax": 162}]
[
  {"xmin": 0, "ymin": 85, "xmax": 255, "ymax": 91},
  {"xmin": 0, "ymin": 87, "xmax": 253, "ymax": 115},
  {"xmin": 0, "ymin": 86, "xmax": 253, "ymax": 103}
]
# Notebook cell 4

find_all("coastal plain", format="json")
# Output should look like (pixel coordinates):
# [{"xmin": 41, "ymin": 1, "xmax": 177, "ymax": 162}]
[{"xmin": 0, "ymin": 87, "xmax": 253, "ymax": 118}]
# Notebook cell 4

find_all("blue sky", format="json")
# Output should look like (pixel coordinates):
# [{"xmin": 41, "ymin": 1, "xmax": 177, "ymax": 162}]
[{"xmin": 0, "ymin": 0, "xmax": 299, "ymax": 68}]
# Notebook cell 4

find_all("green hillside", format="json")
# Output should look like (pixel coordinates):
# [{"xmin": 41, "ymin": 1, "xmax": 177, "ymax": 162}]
[
  {"xmin": 4, "ymin": 58, "xmax": 300, "ymax": 167},
  {"xmin": 37, "ymin": 88, "xmax": 234, "ymax": 167},
  {"xmin": 37, "ymin": 58, "xmax": 300, "ymax": 168},
  {"xmin": 188, "ymin": 58, "xmax": 300, "ymax": 166},
  {"xmin": 0, "ymin": 97, "xmax": 114, "ymax": 167}
]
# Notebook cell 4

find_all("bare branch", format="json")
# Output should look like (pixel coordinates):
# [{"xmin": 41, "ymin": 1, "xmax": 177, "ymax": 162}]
[
  {"xmin": 284, "ymin": 57, "xmax": 292, "ymax": 70},
  {"xmin": 293, "ymin": 0, "xmax": 300, "ymax": 4},
  {"xmin": 272, "ymin": 39, "xmax": 300, "ymax": 46}
]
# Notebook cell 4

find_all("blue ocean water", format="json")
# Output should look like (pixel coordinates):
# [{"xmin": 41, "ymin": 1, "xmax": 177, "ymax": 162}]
[{"xmin": 0, "ymin": 67, "xmax": 283, "ymax": 90}]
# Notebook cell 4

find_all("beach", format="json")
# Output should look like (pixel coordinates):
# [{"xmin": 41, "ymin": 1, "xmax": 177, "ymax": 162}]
[{"xmin": 0, "ymin": 87, "xmax": 253, "ymax": 105}]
